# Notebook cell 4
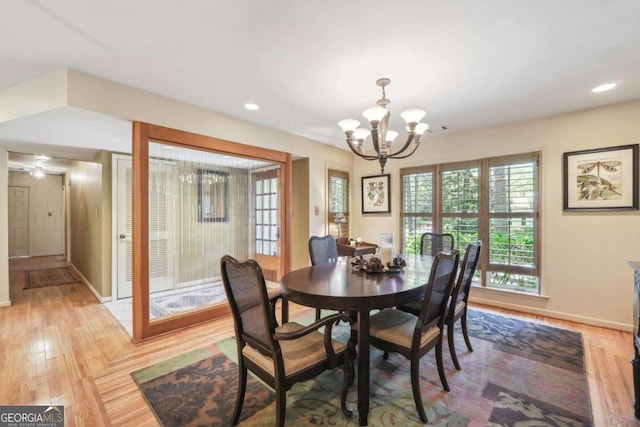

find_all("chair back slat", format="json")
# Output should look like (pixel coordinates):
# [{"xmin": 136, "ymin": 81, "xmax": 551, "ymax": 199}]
[
  {"xmin": 452, "ymin": 241, "xmax": 482, "ymax": 306},
  {"xmin": 220, "ymin": 255, "xmax": 276, "ymax": 355},
  {"xmin": 418, "ymin": 250, "xmax": 460, "ymax": 329},
  {"xmin": 420, "ymin": 232, "xmax": 455, "ymax": 256},
  {"xmin": 309, "ymin": 235, "xmax": 339, "ymax": 265}
]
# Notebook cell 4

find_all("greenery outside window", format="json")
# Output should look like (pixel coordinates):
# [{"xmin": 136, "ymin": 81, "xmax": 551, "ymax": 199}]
[
  {"xmin": 401, "ymin": 166, "xmax": 434, "ymax": 253},
  {"xmin": 400, "ymin": 152, "xmax": 540, "ymax": 294}
]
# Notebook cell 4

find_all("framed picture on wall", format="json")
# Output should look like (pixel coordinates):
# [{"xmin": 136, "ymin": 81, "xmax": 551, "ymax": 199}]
[
  {"xmin": 563, "ymin": 144, "xmax": 639, "ymax": 211},
  {"xmin": 197, "ymin": 169, "xmax": 230, "ymax": 222},
  {"xmin": 362, "ymin": 174, "xmax": 391, "ymax": 214}
]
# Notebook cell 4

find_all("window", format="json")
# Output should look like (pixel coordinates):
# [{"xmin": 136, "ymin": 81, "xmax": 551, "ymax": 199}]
[
  {"xmin": 400, "ymin": 152, "xmax": 540, "ymax": 294},
  {"xmin": 401, "ymin": 166, "xmax": 434, "ymax": 254},
  {"xmin": 487, "ymin": 154, "xmax": 539, "ymax": 291},
  {"xmin": 441, "ymin": 162, "xmax": 480, "ymax": 251},
  {"xmin": 328, "ymin": 169, "xmax": 349, "ymax": 239}
]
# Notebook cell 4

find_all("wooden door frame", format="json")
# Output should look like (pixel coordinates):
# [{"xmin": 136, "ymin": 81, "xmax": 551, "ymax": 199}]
[{"xmin": 132, "ymin": 122, "xmax": 292, "ymax": 341}]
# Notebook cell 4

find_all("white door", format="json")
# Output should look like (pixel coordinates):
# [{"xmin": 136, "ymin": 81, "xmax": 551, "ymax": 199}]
[
  {"xmin": 116, "ymin": 158, "xmax": 175, "ymax": 299},
  {"xmin": 8, "ymin": 186, "xmax": 29, "ymax": 257}
]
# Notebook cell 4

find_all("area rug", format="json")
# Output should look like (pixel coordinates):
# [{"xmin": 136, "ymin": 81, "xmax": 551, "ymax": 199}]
[
  {"xmin": 131, "ymin": 309, "xmax": 593, "ymax": 426},
  {"xmin": 25, "ymin": 267, "xmax": 80, "ymax": 289},
  {"xmin": 149, "ymin": 283, "xmax": 227, "ymax": 317}
]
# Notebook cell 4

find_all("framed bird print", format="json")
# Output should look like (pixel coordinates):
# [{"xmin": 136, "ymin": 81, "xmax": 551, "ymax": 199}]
[{"xmin": 563, "ymin": 144, "xmax": 638, "ymax": 211}]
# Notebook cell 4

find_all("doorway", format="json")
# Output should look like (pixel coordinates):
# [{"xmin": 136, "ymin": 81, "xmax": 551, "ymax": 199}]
[
  {"xmin": 115, "ymin": 155, "xmax": 175, "ymax": 299},
  {"xmin": 8, "ymin": 186, "xmax": 29, "ymax": 258}
]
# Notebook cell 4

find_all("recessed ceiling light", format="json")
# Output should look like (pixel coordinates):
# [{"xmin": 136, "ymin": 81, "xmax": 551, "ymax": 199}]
[
  {"xmin": 244, "ymin": 103, "xmax": 260, "ymax": 111},
  {"xmin": 592, "ymin": 83, "xmax": 617, "ymax": 93},
  {"xmin": 34, "ymin": 154, "xmax": 51, "ymax": 162}
]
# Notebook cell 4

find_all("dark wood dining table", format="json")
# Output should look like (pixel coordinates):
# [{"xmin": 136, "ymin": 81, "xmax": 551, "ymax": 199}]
[{"xmin": 280, "ymin": 254, "xmax": 434, "ymax": 426}]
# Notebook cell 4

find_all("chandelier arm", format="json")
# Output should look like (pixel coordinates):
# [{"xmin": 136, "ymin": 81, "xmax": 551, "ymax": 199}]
[
  {"xmin": 389, "ymin": 141, "xmax": 421, "ymax": 159},
  {"xmin": 350, "ymin": 147, "xmax": 380, "ymax": 161},
  {"xmin": 387, "ymin": 132, "xmax": 416, "ymax": 157},
  {"xmin": 345, "ymin": 136, "xmax": 380, "ymax": 160}
]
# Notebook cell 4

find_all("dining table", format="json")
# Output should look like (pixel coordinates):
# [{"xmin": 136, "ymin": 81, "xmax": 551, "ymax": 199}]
[{"xmin": 280, "ymin": 254, "xmax": 434, "ymax": 426}]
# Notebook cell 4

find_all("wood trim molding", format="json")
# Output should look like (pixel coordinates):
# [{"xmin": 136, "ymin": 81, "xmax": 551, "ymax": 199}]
[{"xmin": 132, "ymin": 121, "xmax": 292, "ymax": 341}]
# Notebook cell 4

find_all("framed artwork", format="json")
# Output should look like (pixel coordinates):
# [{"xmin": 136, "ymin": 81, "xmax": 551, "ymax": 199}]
[
  {"xmin": 563, "ymin": 144, "xmax": 638, "ymax": 211},
  {"xmin": 197, "ymin": 169, "xmax": 229, "ymax": 222},
  {"xmin": 362, "ymin": 174, "xmax": 391, "ymax": 214}
]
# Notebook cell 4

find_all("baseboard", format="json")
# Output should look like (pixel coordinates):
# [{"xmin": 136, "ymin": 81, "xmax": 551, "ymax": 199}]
[
  {"xmin": 470, "ymin": 296, "xmax": 633, "ymax": 332},
  {"xmin": 68, "ymin": 264, "xmax": 112, "ymax": 303},
  {"xmin": 0, "ymin": 299, "xmax": 11, "ymax": 307}
]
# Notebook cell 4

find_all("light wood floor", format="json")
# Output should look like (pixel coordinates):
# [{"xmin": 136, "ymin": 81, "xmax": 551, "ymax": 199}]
[{"xmin": 1, "ymin": 256, "xmax": 637, "ymax": 426}]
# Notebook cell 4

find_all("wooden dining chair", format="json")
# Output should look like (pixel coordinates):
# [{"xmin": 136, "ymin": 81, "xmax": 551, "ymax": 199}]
[
  {"xmin": 355, "ymin": 250, "xmax": 460, "ymax": 423},
  {"xmin": 446, "ymin": 241, "xmax": 482, "ymax": 370},
  {"xmin": 308, "ymin": 235, "xmax": 339, "ymax": 320},
  {"xmin": 220, "ymin": 255, "xmax": 354, "ymax": 427},
  {"xmin": 420, "ymin": 232, "xmax": 455, "ymax": 256}
]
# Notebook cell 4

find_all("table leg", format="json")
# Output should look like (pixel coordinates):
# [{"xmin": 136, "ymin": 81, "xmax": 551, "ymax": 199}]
[{"xmin": 357, "ymin": 309, "xmax": 369, "ymax": 426}]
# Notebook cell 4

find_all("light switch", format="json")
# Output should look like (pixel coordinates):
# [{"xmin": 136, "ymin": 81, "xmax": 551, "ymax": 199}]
[{"xmin": 314, "ymin": 206, "xmax": 320, "ymax": 216}]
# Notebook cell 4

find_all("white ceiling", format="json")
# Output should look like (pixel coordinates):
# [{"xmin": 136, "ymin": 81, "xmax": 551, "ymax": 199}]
[{"xmin": 1, "ymin": 0, "xmax": 640, "ymax": 164}]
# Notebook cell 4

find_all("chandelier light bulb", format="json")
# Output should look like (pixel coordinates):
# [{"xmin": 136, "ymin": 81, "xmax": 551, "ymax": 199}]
[
  {"xmin": 338, "ymin": 119, "xmax": 361, "ymax": 133},
  {"xmin": 33, "ymin": 167, "xmax": 45, "ymax": 178},
  {"xmin": 353, "ymin": 128, "xmax": 370, "ymax": 142},
  {"xmin": 414, "ymin": 122, "xmax": 429, "ymax": 135},
  {"xmin": 385, "ymin": 130, "xmax": 399, "ymax": 143},
  {"xmin": 362, "ymin": 106, "xmax": 388, "ymax": 124},
  {"xmin": 400, "ymin": 109, "xmax": 427, "ymax": 125}
]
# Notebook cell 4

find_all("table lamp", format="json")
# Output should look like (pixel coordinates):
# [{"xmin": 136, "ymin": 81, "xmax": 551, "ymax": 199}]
[{"xmin": 333, "ymin": 212, "xmax": 347, "ymax": 239}]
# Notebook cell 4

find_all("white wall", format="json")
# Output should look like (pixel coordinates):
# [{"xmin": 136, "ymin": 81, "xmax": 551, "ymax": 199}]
[
  {"xmin": 8, "ymin": 171, "xmax": 65, "ymax": 256},
  {"xmin": 0, "ymin": 148, "xmax": 10, "ymax": 306},
  {"xmin": 352, "ymin": 99, "xmax": 640, "ymax": 331}
]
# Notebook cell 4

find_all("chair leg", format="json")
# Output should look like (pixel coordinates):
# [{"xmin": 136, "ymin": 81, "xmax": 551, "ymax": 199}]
[
  {"xmin": 232, "ymin": 363, "xmax": 247, "ymax": 425},
  {"xmin": 382, "ymin": 350, "xmax": 389, "ymax": 360},
  {"xmin": 448, "ymin": 320, "xmax": 461, "ymax": 370},
  {"xmin": 436, "ymin": 342, "xmax": 450, "ymax": 392},
  {"xmin": 315, "ymin": 308, "xmax": 321, "ymax": 320},
  {"xmin": 410, "ymin": 358, "xmax": 428, "ymax": 423},
  {"xmin": 340, "ymin": 343, "xmax": 355, "ymax": 418},
  {"xmin": 275, "ymin": 384, "xmax": 287, "ymax": 427},
  {"xmin": 461, "ymin": 312, "xmax": 473, "ymax": 352}
]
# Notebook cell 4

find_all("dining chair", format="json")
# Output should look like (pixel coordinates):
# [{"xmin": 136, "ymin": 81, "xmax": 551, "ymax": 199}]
[
  {"xmin": 355, "ymin": 250, "xmax": 460, "ymax": 423},
  {"xmin": 220, "ymin": 255, "xmax": 354, "ymax": 427},
  {"xmin": 309, "ymin": 235, "xmax": 339, "ymax": 320},
  {"xmin": 420, "ymin": 232, "xmax": 455, "ymax": 256},
  {"xmin": 446, "ymin": 241, "xmax": 482, "ymax": 370},
  {"xmin": 395, "ymin": 232, "xmax": 454, "ymax": 316}
]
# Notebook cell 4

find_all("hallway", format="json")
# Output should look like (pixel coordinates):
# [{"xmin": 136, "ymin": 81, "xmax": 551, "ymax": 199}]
[{"xmin": 2, "ymin": 255, "xmax": 131, "ymax": 423}]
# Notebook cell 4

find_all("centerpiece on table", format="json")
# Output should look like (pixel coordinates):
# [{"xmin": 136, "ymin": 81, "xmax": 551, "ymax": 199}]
[{"xmin": 351, "ymin": 254, "xmax": 406, "ymax": 273}]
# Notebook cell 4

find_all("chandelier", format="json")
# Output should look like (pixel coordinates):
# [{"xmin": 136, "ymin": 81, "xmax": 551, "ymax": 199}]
[{"xmin": 338, "ymin": 78, "xmax": 429, "ymax": 174}]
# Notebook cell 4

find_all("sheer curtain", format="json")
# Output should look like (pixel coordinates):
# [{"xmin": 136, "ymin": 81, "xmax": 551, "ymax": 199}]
[{"xmin": 147, "ymin": 141, "xmax": 280, "ymax": 319}]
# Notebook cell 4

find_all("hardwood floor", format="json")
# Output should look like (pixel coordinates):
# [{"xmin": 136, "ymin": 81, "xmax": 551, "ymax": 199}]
[{"xmin": 1, "ymin": 256, "xmax": 637, "ymax": 426}]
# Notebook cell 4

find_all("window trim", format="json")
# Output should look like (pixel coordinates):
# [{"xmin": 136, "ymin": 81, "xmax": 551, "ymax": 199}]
[
  {"xmin": 327, "ymin": 169, "xmax": 350, "ymax": 239},
  {"xmin": 400, "ymin": 152, "xmax": 541, "ymax": 294}
]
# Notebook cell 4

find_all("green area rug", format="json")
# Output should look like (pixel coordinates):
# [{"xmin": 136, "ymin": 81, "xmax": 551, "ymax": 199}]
[{"xmin": 131, "ymin": 309, "xmax": 593, "ymax": 426}]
